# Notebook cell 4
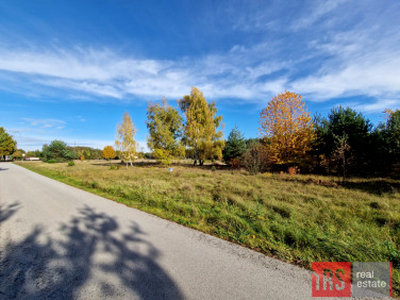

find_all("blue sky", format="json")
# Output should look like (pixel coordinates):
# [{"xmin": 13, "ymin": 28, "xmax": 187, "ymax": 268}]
[{"xmin": 1, "ymin": 0, "xmax": 400, "ymax": 151}]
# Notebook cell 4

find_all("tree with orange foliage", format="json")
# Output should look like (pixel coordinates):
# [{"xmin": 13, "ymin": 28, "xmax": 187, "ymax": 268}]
[
  {"xmin": 102, "ymin": 145, "xmax": 116, "ymax": 160},
  {"xmin": 259, "ymin": 91, "xmax": 313, "ymax": 165}
]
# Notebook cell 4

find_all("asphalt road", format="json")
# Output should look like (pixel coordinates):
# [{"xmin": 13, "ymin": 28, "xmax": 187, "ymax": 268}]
[{"xmin": 0, "ymin": 162, "xmax": 337, "ymax": 299}]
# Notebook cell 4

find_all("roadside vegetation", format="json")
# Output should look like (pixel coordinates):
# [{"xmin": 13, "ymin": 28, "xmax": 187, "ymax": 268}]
[
  {"xmin": 16, "ymin": 160, "xmax": 400, "ymax": 295},
  {"xmin": 7, "ymin": 88, "xmax": 400, "ymax": 294}
]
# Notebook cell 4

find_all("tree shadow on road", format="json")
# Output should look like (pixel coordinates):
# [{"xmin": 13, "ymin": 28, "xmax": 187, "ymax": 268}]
[
  {"xmin": 0, "ymin": 202, "xmax": 20, "ymax": 224},
  {"xmin": 0, "ymin": 205, "xmax": 184, "ymax": 299}
]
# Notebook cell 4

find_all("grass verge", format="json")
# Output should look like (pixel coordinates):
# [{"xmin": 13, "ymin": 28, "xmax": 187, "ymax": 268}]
[{"xmin": 16, "ymin": 160, "xmax": 400, "ymax": 295}]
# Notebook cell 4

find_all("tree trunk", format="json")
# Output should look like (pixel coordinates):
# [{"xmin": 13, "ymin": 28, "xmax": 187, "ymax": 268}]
[
  {"xmin": 342, "ymin": 155, "xmax": 347, "ymax": 182},
  {"xmin": 193, "ymin": 160, "xmax": 197, "ymax": 166},
  {"xmin": 199, "ymin": 160, "xmax": 204, "ymax": 166}
]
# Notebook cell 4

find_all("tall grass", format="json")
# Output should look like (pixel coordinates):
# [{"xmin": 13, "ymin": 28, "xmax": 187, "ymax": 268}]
[{"xmin": 17, "ymin": 161, "xmax": 400, "ymax": 295}]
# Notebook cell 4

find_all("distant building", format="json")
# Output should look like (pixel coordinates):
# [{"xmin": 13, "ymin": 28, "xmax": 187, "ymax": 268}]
[{"xmin": 24, "ymin": 157, "xmax": 41, "ymax": 161}]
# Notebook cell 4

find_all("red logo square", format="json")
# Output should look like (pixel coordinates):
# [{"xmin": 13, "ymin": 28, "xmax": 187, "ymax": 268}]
[{"xmin": 312, "ymin": 262, "xmax": 351, "ymax": 297}]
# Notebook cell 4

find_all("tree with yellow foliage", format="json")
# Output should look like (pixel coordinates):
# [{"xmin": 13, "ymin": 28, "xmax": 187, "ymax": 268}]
[
  {"xmin": 102, "ymin": 145, "xmax": 116, "ymax": 160},
  {"xmin": 146, "ymin": 98, "xmax": 185, "ymax": 165},
  {"xmin": 179, "ymin": 87, "xmax": 224, "ymax": 165},
  {"xmin": 259, "ymin": 91, "xmax": 313, "ymax": 165},
  {"xmin": 115, "ymin": 112, "xmax": 137, "ymax": 167}
]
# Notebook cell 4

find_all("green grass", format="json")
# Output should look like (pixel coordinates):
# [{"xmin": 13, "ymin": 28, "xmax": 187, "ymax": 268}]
[{"xmin": 16, "ymin": 160, "xmax": 400, "ymax": 295}]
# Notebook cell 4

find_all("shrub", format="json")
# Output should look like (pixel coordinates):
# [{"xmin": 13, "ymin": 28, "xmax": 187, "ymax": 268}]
[
  {"xmin": 243, "ymin": 142, "xmax": 269, "ymax": 174},
  {"xmin": 288, "ymin": 166, "xmax": 300, "ymax": 175},
  {"xmin": 47, "ymin": 159, "xmax": 56, "ymax": 164},
  {"xmin": 211, "ymin": 166, "xmax": 216, "ymax": 172},
  {"xmin": 42, "ymin": 140, "xmax": 77, "ymax": 162},
  {"xmin": 153, "ymin": 149, "xmax": 172, "ymax": 166},
  {"xmin": 102, "ymin": 146, "xmax": 116, "ymax": 160},
  {"xmin": 230, "ymin": 158, "xmax": 240, "ymax": 169},
  {"xmin": 89, "ymin": 181, "xmax": 99, "ymax": 188},
  {"xmin": 109, "ymin": 165, "xmax": 120, "ymax": 170},
  {"xmin": 68, "ymin": 161, "xmax": 75, "ymax": 167}
]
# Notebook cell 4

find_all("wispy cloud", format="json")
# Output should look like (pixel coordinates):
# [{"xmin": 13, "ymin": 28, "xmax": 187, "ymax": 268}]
[
  {"xmin": 0, "ymin": 43, "xmax": 288, "ymax": 102},
  {"xmin": 21, "ymin": 118, "xmax": 65, "ymax": 129},
  {"xmin": 350, "ymin": 99, "xmax": 400, "ymax": 114},
  {"xmin": 291, "ymin": 0, "xmax": 350, "ymax": 31},
  {"xmin": 290, "ymin": 25, "xmax": 400, "ymax": 102},
  {"xmin": 0, "ymin": 0, "xmax": 399, "ymax": 112},
  {"xmin": 14, "ymin": 134, "xmax": 110, "ymax": 151},
  {"xmin": 232, "ymin": 0, "xmax": 350, "ymax": 33},
  {"xmin": 12, "ymin": 117, "xmax": 148, "ymax": 150},
  {"xmin": 14, "ymin": 133, "xmax": 149, "ymax": 152}
]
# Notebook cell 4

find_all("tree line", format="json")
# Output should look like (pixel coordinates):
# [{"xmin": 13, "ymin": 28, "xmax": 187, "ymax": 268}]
[
  {"xmin": 114, "ymin": 87, "xmax": 224, "ymax": 167},
  {"xmin": 227, "ymin": 91, "xmax": 400, "ymax": 178},
  {"xmin": 2, "ymin": 87, "xmax": 399, "ymax": 178},
  {"xmin": 113, "ymin": 87, "xmax": 400, "ymax": 178}
]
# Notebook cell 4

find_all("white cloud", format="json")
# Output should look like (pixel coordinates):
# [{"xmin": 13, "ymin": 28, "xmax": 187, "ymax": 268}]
[
  {"xmin": 15, "ymin": 134, "xmax": 149, "ymax": 152},
  {"xmin": 0, "ymin": 0, "xmax": 399, "ymax": 112},
  {"xmin": 0, "ymin": 44, "xmax": 289, "ymax": 102},
  {"xmin": 227, "ymin": 0, "xmax": 400, "ymax": 109},
  {"xmin": 36, "ymin": 79, "xmax": 124, "ymax": 99},
  {"xmin": 14, "ymin": 134, "xmax": 112, "ymax": 151},
  {"xmin": 0, "ymin": 47, "xmax": 170, "ymax": 81},
  {"xmin": 21, "ymin": 118, "xmax": 65, "ymax": 129},
  {"xmin": 291, "ymin": 0, "xmax": 350, "ymax": 31},
  {"xmin": 290, "ymin": 27, "xmax": 400, "ymax": 102},
  {"xmin": 12, "ymin": 117, "xmax": 149, "ymax": 151},
  {"xmin": 14, "ymin": 135, "xmax": 49, "ymax": 150},
  {"xmin": 350, "ymin": 99, "xmax": 400, "ymax": 114}
]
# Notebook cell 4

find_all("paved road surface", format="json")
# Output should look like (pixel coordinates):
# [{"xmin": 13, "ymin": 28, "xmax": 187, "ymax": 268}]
[{"xmin": 0, "ymin": 162, "xmax": 338, "ymax": 299}]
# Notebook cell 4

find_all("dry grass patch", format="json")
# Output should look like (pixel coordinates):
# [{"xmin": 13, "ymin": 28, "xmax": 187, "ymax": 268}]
[{"xmin": 16, "ymin": 160, "xmax": 400, "ymax": 295}]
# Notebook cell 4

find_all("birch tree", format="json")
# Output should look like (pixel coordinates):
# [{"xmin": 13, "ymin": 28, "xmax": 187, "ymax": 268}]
[
  {"xmin": 146, "ymin": 98, "xmax": 185, "ymax": 165},
  {"xmin": 179, "ymin": 87, "xmax": 224, "ymax": 165},
  {"xmin": 115, "ymin": 112, "xmax": 137, "ymax": 167}
]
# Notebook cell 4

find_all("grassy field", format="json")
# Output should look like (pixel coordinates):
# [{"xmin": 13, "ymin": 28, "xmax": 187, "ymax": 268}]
[{"xmin": 16, "ymin": 160, "xmax": 400, "ymax": 294}]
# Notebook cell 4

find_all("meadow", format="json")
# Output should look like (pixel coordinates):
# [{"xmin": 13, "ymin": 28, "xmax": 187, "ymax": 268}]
[{"xmin": 17, "ymin": 160, "xmax": 400, "ymax": 294}]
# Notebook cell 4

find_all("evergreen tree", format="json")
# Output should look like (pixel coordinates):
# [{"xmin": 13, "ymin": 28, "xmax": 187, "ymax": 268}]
[
  {"xmin": 223, "ymin": 126, "xmax": 247, "ymax": 164},
  {"xmin": 42, "ymin": 140, "xmax": 76, "ymax": 162},
  {"xmin": 314, "ymin": 106, "xmax": 372, "ymax": 175}
]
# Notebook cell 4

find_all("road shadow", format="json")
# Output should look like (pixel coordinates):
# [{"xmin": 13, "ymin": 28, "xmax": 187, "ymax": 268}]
[
  {"xmin": 0, "ymin": 202, "xmax": 20, "ymax": 224},
  {"xmin": 0, "ymin": 168, "xmax": 9, "ymax": 171},
  {"xmin": 0, "ymin": 205, "xmax": 184, "ymax": 300}
]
